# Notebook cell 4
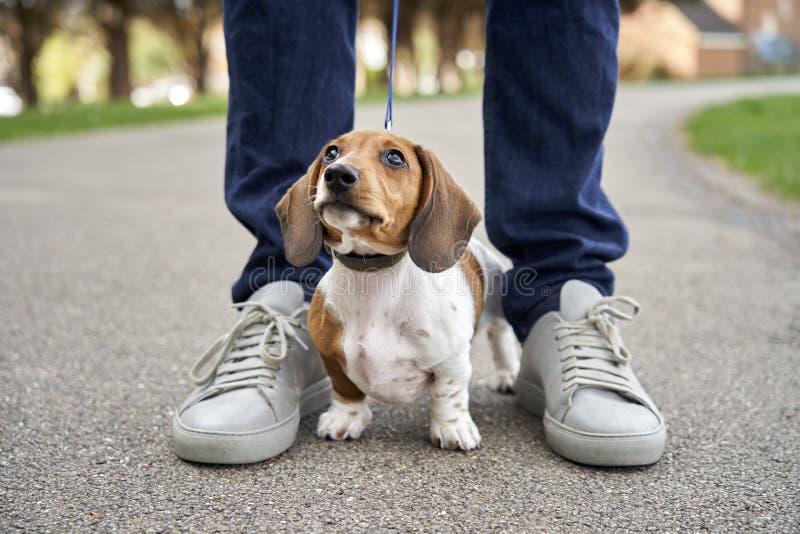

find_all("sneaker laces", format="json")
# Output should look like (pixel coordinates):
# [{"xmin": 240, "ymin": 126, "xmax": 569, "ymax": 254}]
[
  {"xmin": 554, "ymin": 296, "xmax": 640, "ymax": 397},
  {"xmin": 189, "ymin": 302, "xmax": 308, "ymax": 405}
]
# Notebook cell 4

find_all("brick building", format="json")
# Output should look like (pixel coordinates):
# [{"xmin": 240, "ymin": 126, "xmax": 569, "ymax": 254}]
[{"xmin": 619, "ymin": 0, "xmax": 800, "ymax": 78}]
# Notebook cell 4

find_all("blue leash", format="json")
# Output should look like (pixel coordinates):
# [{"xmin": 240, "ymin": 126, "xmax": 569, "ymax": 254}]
[{"xmin": 384, "ymin": 0, "xmax": 399, "ymax": 132}]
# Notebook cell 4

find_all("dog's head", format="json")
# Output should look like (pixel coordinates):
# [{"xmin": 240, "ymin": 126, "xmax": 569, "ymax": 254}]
[{"xmin": 276, "ymin": 130, "xmax": 481, "ymax": 272}]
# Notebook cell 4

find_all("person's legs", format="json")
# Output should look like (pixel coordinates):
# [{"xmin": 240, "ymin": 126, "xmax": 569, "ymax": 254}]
[
  {"xmin": 483, "ymin": 0, "xmax": 627, "ymax": 341},
  {"xmin": 172, "ymin": 0, "xmax": 357, "ymax": 464},
  {"xmin": 485, "ymin": 1, "xmax": 666, "ymax": 466},
  {"xmin": 224, "ymin": 0, "xmax": 358, "ymax": 302}
]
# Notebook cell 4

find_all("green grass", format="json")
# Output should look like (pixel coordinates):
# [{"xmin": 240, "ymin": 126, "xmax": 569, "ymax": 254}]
[
  {"xmin": 686, "ymin": 94, "xmax": 800, "ymax": 201},
  {"xmin": 0, "ymin": 88, "xmax": 484, "ymax": 143},
  {"xmin": 0, "ymin": 96, "xmax": 228, "ymax": 142}
]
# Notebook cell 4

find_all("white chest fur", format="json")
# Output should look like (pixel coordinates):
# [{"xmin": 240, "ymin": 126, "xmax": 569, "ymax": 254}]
[{"xmin": 317, "ymin": 254, "xmax": 476, "ymax": 403}]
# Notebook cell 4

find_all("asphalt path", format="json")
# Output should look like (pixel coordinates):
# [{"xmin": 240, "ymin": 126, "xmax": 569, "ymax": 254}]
[{"xmin": 1, "ymin": 77, "xmax": 798, "ymax": 531}]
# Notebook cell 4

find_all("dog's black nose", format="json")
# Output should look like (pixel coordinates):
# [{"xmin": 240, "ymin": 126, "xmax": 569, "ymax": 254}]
[{"xmin": 324, "ymin": 164, "xmax": 359, "ymax": 193}]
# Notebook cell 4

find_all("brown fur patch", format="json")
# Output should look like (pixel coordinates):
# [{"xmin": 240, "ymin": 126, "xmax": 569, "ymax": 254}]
[
  {"xmin": 308, "ymin": 289, "xmax": 365, "ymax": 401},
  {"xmin": 459, "ymin": 248, "xmax": 484, "ymax": 332},
  {"xmin": 407, "ymin": 146, "xmax": 482, "ymax": 273}
]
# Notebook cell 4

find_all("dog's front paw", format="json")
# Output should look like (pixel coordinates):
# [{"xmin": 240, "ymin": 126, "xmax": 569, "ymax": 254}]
[
  {"xmin": 430, "ymin": 414, "xmax": 481, "ymax": 451},
  {"xmin": 316, "ymin": 398, "xmax": 372, "ymax": 441},
  {"xmin": 488, "ymin": 369, "xmax": 517, "ymax": 394}
]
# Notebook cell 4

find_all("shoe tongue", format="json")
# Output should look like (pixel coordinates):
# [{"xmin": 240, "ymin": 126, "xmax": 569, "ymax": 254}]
[
  {"xmin": 559, "ymin": 280, "xmax": 603, "ymax": 321},
  {"xmin": 248, "ymin": 281, "xmax": 305, "ymax": 316}
]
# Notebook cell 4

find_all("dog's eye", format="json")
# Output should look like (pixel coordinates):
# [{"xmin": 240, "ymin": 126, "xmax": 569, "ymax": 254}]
[
  {"xmin": 323, "ymin": 145, "xmax": 339, "ymax": 163},
  {"xmin": 382, "ymin": 149, "xmax": 406, "ymax": 168}
]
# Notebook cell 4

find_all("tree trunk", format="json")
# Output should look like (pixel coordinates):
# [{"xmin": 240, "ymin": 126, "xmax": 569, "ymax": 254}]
[
  {"xmin": 18, "ymin": 35, "xmax": 38, "ymax": 106},
  {"xmin": 396, "ymin": 0, "xmax": 418, "ymax": 55},
  {"xmin": 164, "ymin": 6, "xmax": 211, "ymax": 94},
  {"xmin": 437, "ymin": 3, "xmax": 461, "ymax": 89},
  {"xmin": 378, "ymin": 0, "xmax": 418, "ymax": 85},
  {"xmin": 15, "ymin": 4, "xmax": 43, "ymax": 106},
  {"xmin": 100, "ymin": 1, "xmax": 131, "ymax": 99},
  {"xmin": 107, "ymin": 20, "xmax": 130, "ymax": 98},
  {"xmin": 192, "ymin": 13, "xmax": 208, "ymax": 93}
]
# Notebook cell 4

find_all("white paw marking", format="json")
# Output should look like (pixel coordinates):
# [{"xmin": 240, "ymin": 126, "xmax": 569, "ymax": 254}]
[
  {"xmin": 430, "ymin": 413, "xmax": 481, "ymax": 451},
  {"xmin": 487, "ymin": 321, "xmax": 520, "ymax": 394},
  {"xmin": 316, "ymin": 398, "xmax": 372, "ymax": 441},
  {"xmin": 489, "ymin": 369, "xmax": 517, "ymax": 394}
]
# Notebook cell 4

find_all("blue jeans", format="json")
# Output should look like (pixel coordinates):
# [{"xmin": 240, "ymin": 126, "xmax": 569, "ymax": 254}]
[{"xmin": 224, "ymin": 0, "xmax": 627, "ymax": 341}]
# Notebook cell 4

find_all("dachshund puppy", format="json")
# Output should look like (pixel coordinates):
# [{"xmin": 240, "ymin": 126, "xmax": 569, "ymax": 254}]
[{"xmin": 276, "ymin": 130, "xmax": 519, "ymax": 450}]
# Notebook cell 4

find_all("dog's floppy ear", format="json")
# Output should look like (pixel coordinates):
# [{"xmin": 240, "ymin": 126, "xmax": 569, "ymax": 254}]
[
  {"xmin": 276, "ymin": 156, "xmax": 323, "ymax": 267},
  {"xmin": 408, "ymin": 146, "xmax": 482, "ymax": 273}
]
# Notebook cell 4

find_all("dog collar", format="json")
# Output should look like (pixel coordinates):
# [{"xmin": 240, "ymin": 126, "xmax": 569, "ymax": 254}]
[{"xmin": 326, "ymin": 246, "xmax": 407, "ymax": 272}]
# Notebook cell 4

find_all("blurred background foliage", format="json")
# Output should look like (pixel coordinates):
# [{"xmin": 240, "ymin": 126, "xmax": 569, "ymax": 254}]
[
  {"xmin": 0, "ymin": 0, "xmax": 797, "ymax": 116},
  {"xmin": 0, "ymin": 0, "xmax": 222, "ymax": 109},
  {"xmin": 1, "ymin": 0, "xmax": 796, "ymax": 203},
  {"xmin": 0, "ymin": 0, "xmax": 492, "ymax": 111}
]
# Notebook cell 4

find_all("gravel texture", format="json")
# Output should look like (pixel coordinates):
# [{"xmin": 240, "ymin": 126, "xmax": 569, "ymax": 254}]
[{"xmin": 1, "ymin": 77, "xmax": 799, "ymax": 532}]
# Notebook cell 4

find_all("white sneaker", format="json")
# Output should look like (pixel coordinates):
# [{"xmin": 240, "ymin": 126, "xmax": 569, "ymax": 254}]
[
  {"xmin": 516, "ymin": 280, "xmax": 666, "ymax": 466},
  {"xmin": 172, "ymin": 281, "xmax": 331, "ymax": 464}
]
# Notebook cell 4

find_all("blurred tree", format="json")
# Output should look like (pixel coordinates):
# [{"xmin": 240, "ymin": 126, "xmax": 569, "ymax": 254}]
[
  {"xmin": 90, "ymin": 0, "xmax": 220, "ymax": 98},
  {"xmin": 435, "ymin": 0, "xmax": 483, "ymax": 93},
  {"xmin": 372, "ymin": 0, "xmax": 420, "ymax": 69},
  {"xmin": 143, "ymin": 0, "xmax": 221, "ymax": 93},
  {"xmin": 436, "ymin": 0, "xmax": 459, "ymax": 88},
  {"xmin": 367, "ymin": 0, "xmax": 421, "ymax": 92},
  {"xmin": 370, "ymin": 0, "xmax": 485, "ymax": 94},
  {"xmin": 92, "ymin": 0, "xmax": 133, "ymax": 99},
  {"xmin": 129, "ymin": 16, "xmax": 184, "ymax": 87},
  {"xmin": 35, "ymin": 21, "xmax": 108, "ymax": 103},
  {"xmin": 0, "ymin": 0, "xmax": 61, "ymax": 105}
]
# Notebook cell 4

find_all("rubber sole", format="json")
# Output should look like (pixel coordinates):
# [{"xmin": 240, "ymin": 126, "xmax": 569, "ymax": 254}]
[
  {"xmin": 172, "ymin": 377, "xmax": 332, "ymax": 464},
  {"xmin": 516, "ymin": 375, "xmax": 666, "ymax": 467}
]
